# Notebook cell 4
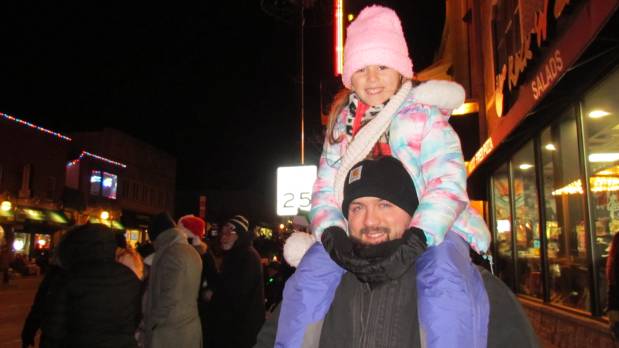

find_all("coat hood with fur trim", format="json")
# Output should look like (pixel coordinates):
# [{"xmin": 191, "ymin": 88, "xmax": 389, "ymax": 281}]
[{"xmin": 411, "ymin": 80, "xmax": 466, "ymax": 114}]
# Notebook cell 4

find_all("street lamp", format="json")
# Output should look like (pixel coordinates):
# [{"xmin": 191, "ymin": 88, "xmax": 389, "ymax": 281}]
[
  {"xmin": 1, "ymin": 201, "xmax": 12, "ymax": 212},
  {"xmin": 100, "ymin": 211, "xmax": 110, "ymax": 220}
]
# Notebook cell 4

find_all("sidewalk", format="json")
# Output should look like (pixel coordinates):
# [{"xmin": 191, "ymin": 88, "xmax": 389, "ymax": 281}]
[
  {"xmin": 0, "ymin": 275, "xmax": 43, "ymax": 348},
  {"xmin": 0, "ymin": 273, "xmax": 562, "ymax": 348}
]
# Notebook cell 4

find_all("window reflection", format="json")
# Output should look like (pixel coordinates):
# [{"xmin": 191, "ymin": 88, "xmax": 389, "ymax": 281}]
[
  {"xmin": 582, "ymin": 67, "xmax": 619, "ymax": 312},
  {"xmin": 513, "ymin": 141, "xmax": 542, "ymax": 299},
  {"xmin": 540, "ymin": 111, "xmax": 589, "ymax": 311},
  {"xmin": 492, "ymin": 163, "xmax": 514, "ymax": 287},
  {"xmin": 90, "ymin": 170, "xmax": 101, "ymax": 196}
]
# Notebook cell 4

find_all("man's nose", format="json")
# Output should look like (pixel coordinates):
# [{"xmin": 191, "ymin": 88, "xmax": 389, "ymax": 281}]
[{"xmin": 363, "ymin": 207, "xmax": 378, "ymax": 227}]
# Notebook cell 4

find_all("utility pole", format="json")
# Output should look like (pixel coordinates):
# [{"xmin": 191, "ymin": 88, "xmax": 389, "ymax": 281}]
[
  {"xmin": 300, "ymin": 4, "xmax": 305, "ymax": 164},
  {"xmin": 260, "ymin": 0, "xmax": 330, "ymax": 164}
]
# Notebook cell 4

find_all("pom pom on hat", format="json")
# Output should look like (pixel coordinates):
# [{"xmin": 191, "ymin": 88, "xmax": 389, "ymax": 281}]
[
  {"xmin": 283, "ymin": 232, "xmax": 316, "ymax": 268},
  {"xmin": 342, "ymin": 5, "xmax": 413, "ymax": 89}
]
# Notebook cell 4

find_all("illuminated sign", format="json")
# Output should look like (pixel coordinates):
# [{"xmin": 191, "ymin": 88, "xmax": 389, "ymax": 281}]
[
  {"xmin": 469, "ymin": 0, "xmax": 617, "ymax": 177},
  {"xmin": 531, "ymin": 50, "xmax": 564, "ymax": 100},
  {"xmin": 467, "ymin": 138, "xmax": 494, "ymax": 175},
  {"xmin": 277, "ymin": 165, "xmax": 317, "ymax": 216},
  {"xmin": 494, "ymin": 0, "xmax": 571, "ymax": 116},
  {"xmin": 334, "ymin": 0, "xmax": 344, "ymax": 76}
]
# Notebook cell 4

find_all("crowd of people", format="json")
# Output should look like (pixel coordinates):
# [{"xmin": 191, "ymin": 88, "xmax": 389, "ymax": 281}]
[{"xmin": 20, "ymin": 211, "xmax": 271, "ymax": 348}]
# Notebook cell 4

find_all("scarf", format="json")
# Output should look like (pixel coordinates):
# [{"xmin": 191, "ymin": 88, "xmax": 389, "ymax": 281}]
[
  {"xmin": 346, "ymin": 93, "xmax": 391, "ymax": 158},
  {"xmin": 322, "ymin": 227, "xmax": 426, "ymax": 286}
]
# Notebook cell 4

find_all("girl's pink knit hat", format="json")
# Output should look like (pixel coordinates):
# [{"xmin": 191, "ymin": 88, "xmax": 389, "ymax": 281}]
[{"xmin": 342, "ymin": 5, "xmax": 413, "ymax": 89}]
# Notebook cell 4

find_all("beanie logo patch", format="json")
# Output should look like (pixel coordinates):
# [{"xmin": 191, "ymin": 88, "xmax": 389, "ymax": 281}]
[{"xmin": 349, "ymin": 165, "xmax": 363, "ymax": 184}]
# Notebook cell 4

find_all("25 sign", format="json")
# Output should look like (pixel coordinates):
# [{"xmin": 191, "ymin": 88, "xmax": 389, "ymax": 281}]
[
  {"xmin": 281, "ymin": 192, "xmax": 311, "ymax": 209},
  {"xmin": 277, "ymin": 165, "xmax": 317, "ymax": 216}
]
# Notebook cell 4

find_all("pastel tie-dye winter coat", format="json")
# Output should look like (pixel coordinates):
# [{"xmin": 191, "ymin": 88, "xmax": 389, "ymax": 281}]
[{"xmin": 310, "ymin": 80, "xmax": 491, "ymax": 252}]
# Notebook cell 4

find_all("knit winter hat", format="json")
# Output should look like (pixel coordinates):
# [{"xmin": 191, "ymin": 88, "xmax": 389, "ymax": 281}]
[
  {"xmin": 227, "ymin": 215, "xmax": 249, "ymax": 236},
  {"xmin": 342, "ymin": 5, "xmax": 413, "ymax": 89},
  {"xmin": 342, "ymin": 157, "xmax": 418, "ymax": 219},
  {"xmin": 178, "ymin": 214, "xmax": 206, "ymax": 245}
]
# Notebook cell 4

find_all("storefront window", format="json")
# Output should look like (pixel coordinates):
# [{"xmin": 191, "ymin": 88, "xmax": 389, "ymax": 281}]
[
  {"xmin": 512, "ymin": 141, "xmax": 542, "ymax": 298},
  {"xmin": 540, "ymin": 110, "xmax": 589, "ymax": 311},
  {"xmin": 12, "ymin": 232, "xmax": 31, "ymax": 255},
  {"xmin": 492, "ymin": 163, "xmax": 514, "ymax": 287},
  {"xmin": 34, "ymin": 234, "xmax": 51, "ymax": 251},
  {"xmin": 90, "ymin": 170, "xmax": 101, "ymax": 196},
  {"xmin": 101, "ymin": 172, "xmax": 118, "ymax": 200},
  {"xmin": 582, "ymin": 67, "xmax": 619, "ymax": 312}
]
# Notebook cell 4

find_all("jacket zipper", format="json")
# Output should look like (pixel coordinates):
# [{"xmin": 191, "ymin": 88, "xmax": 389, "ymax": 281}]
[{"xmin": 359, "ymin": 283, "xmax": 374, "ymax": 348}]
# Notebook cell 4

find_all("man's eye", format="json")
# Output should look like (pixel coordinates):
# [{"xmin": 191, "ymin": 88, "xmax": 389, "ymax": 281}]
[
  {"xmin": 356, "ymin": 67, "xmax": 366, "ymax": 73},
  {"xmin": 379, "ymin": 202, "xmax": 392, "ymax": 208},
  {"xmin": 378, "ymin": 65, "xmax": 388, "ymax": 70},
  {"xmin": 349, "ymin": 206, "xmax": 361, "ymax": 214}
]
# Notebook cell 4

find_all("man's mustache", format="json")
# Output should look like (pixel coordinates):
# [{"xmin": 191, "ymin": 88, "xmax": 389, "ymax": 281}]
[{"xmin": 359, "ymin": 226, "xmax": 390, "ymax": 235}]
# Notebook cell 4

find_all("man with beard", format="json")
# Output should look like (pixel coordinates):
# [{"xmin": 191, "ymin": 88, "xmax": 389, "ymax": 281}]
[
  {"xmin": 273, "ymin": 156, "xmax": 539, "ymax": 348},
  {"xmin": 207, "ymin": 215, "xmax": 265, "ymax": 348},
  {"xmin": 316, "ymin": 156, "xmax": 427, "ymax": 347}
]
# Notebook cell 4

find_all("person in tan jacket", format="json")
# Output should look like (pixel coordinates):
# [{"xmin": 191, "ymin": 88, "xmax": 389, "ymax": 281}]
[{"xmin": 143, "ymin": 212, "xmax": 203, "ymax": 348}]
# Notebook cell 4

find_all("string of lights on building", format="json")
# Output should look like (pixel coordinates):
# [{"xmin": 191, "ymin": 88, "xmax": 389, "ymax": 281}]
[
  {"xmin": 1, "ymin": 112, "xmax": 72, "ymax": 141},
  {"xmin": 67, "ymin": 150, "xmax": 127, "ymax": 168}
]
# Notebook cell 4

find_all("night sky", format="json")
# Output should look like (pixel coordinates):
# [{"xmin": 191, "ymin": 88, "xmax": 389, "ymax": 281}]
[{"xmin": 0, "ymin": 1, "xmax": 443, "ymax": 221}]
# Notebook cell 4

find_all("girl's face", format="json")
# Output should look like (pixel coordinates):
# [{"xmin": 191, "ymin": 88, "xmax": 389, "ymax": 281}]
[{"xmin": 351, "ymin": 65, "xmax": 402, "ymax": 106}]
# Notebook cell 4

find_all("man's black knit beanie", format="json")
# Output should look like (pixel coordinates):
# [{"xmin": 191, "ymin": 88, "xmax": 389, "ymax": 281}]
[{"xmin": 342, "ymin": 156, "xmax": 419, "ymax": 218}]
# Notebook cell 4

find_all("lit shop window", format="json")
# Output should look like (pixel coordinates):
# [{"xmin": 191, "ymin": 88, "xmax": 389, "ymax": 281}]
[
  {"xmin": 582, "ymin": 67, "xmax": 619, "ymax": 312},
  {"xmin": 90, "ymin": 170, "xmax": 118, "ymax": 200},
  {"xmin": 12, "ymin": 233, "xmax": 31, "ymax": 254},
  {"xmin": 512, "ymin": 141, "xmax": 542, "ymax": 299},
  {"xmin": 540, "ymin": 109, "xmax": 589, "ymax": 312},
  {"xmin": 492, "ymin": 163, "xmax": 514, "ymax": 288},
  {"xmin": 90, "ymin": 170, "xmax": 101, "ymax": 195},
  {"xmin": 102, "ymin": 172, "xmax": 118, "ymax": 199}
]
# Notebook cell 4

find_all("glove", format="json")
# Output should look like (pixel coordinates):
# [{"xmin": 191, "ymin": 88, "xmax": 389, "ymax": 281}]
[{"xmin": 322, "ymin": 226, "xmax": 426, "ymax": 284}]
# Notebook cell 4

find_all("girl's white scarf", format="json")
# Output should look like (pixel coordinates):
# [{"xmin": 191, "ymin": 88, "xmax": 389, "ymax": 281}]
[{"xmin": 334, "ymin": 81, "xmax": 412, "ymax": 206}]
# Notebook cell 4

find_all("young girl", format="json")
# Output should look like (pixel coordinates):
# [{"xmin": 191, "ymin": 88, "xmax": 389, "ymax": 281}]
[{"xmin": 276, "ymin": 5, "xmax": 492, "ymax": 347}]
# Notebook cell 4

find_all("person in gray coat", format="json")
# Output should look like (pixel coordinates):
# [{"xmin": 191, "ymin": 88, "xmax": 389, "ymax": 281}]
[{"xmin": 144, "ymin": 212, "xmax": 203, "ymax": 348}]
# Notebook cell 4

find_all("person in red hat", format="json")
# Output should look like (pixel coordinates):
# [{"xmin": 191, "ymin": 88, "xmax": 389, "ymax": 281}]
[
  {"xmin": 178, "ymin": 214, "xmax": 208, "ymax": 255},
  {"xmin": 144, "ymin": 212, "xmax": 202, "ymax": 348},
  {"xmin": 178, "ymin": 214, "xmax": 219, "ymax": 345}
]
